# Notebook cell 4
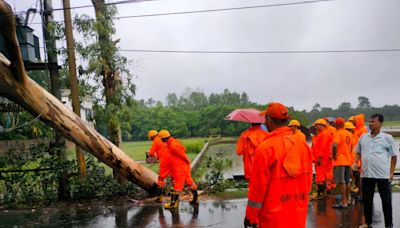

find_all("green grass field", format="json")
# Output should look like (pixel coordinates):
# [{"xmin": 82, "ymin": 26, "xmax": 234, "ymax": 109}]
[
  {"xmin": 67, "ymin": 138, "xmax": 207, "ymax": 175},
  {"xmin": 383, "ymin": 121, "xmax": 400, "ymax": 127}
]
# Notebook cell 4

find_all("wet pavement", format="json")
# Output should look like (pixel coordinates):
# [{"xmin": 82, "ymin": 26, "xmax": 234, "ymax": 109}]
[{"xmin": 1, "ymin": 193, "xmax": 399, "ymax": 227}]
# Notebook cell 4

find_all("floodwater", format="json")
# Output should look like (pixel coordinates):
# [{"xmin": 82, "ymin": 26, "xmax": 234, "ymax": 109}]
[
  {"xmin": 1, "ymin": 193, "xmax": 399, "ymax": 227},
  {"xmin": 205, "ymin": 144, "xmax": 244, "ymax": 179}
]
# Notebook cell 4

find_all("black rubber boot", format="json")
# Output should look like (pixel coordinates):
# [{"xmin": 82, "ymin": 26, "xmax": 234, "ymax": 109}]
[
  {"xmin": 155, "ymin": 187, "xmax": 165, "ymax": 203},
  {"xmin": 317, "ymin": 184, "xmax": 326, "ymax": 200},
  {"xmin": 190, "ymin": 189, "xmax": 199, "ymax": 204}
]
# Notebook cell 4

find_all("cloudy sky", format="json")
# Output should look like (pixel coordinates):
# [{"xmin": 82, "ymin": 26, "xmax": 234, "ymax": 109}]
[{"xmin": 8, "ymin": 0, "xmax": 400, "ymax": 110}]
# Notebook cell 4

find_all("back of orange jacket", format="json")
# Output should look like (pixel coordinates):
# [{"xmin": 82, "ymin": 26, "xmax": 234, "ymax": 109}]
[
  {"xmin": 333, "ymin": 128, "xmax": 353, "ymax": 166},
  {"xmin": 245, "ymin": 127, "xmax": 313, "ymax": 228},
  {"xmin": 237, "ymin": 125, "xmax": 269, "ymax": 180},
  {"xmin": 293, "ymin": 130, "xmax": 306, "ymax": 142},
  {"xmin": 312, "ymin": 129, "xmax": 334, "ymax": 163},
  {"xmin": 165, "ymin": 137, "xmax": 194, "ymax": 191},
  {"xmin": 167, "ymin": 137, "xmax": 190, "ymax": 165}
]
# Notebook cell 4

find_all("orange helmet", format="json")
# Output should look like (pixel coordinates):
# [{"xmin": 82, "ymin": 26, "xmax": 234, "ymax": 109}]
[
  {"xmin": 148, "ymin": 130, "xmax": 158, "ymax": 139},
  {"xmin": 159, "ymin": 130, "xmax": 171, "ymax": 139},
  {"xmin": 313, "ymin": 119, "xmax": 327, "ymax": 126},
  {"xmin": 288, "ymin": 120, "xmax": 300, "ymax": 127},
  {"xmin": 344, "ymin": 122, "xmax": 355, "ymax": 129}
]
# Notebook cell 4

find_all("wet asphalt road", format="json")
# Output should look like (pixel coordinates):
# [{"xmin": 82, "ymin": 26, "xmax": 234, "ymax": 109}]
[{"xmin": 1, "ymin": 193, "xmax": 399, "ymax": 227}]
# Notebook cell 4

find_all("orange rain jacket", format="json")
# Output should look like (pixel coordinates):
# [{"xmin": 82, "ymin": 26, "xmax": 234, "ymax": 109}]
[
  {"xmin": 353, "ymin": 114, "xmax": 368, "ymax": 168},
  {"xmin": 348, "ymin": 131, "xmax": 357, "ymax": 165},
  {"xmin": 149, "ymin": 135, "xmax": 164, "ymax": 158},
  {"xmin": 237, "ymin": 125, "xmax": 269, "ymax": 181},
  {"xmin": 327, "ymin": 125, "xmax": 336, "ymax": 136},
  {"xmin": 245, "ymin": 127, "xmax": 313, "ymax": 228},
  {"xmin": 332, "ymin": 128, "xmax": 353, "ymax": 166},
  {"xmin": 312, "ymin": 128, "xmax": 334, "ymax": 185},
  {"xmin": 354, "ymin": 114, "xmax": 368, "ymax": 140},
  {"xmin": 293, "ymin": 129, "xmax": 306, "ymax": 142},
  {"xmin": 165, "ymin": 137, "xmax": 196, "ymax": 191}
]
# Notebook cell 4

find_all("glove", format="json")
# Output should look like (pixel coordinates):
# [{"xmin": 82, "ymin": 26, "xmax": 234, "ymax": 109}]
[
  {"xmin": 244, "ymin": 218, "xmax": 257, "ymax": 228},
  {"xmin": 145, "ymin": 152, "xmax": 150, "ymax": 164}
]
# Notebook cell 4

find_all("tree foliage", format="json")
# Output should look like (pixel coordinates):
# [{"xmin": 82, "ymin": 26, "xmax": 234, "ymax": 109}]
[
  {"xmin": 306, "ymin": 96, "xmax": 400, "ymax": 122},
  {"xmin": 73, "ymin": 3, "xmax": 134, "ymax": 146}
]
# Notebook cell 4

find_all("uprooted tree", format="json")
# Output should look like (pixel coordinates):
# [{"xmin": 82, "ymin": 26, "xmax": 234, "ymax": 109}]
[{"xmin": 0, "ymin": 0, "xmax": 158, "ymax": 194}]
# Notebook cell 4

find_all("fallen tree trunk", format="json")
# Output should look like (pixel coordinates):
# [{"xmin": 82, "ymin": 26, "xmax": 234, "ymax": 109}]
[
  {"xmin": 0, "ymin": 1, "xmax": 158, "ymax": 194},
  {"xmin": 0, "ymin": 55, "xmax": 158, "ymax": 194}
]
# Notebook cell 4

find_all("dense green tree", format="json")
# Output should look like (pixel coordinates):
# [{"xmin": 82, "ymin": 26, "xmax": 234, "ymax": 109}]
[
  {"xmin": 166, "ymin": 93, "xmax": 178, "ymax": 107},
  {"xmin": 357, "ymin": 96, "xmax": 371, "ymax": 108},
  {"xmin": 74, "ymin": 2, "xmax": 134, "ymax": 147}
]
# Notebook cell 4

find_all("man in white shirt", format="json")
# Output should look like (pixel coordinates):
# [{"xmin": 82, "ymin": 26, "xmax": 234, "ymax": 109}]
[{"xmin": 354, "ymin": 114, "xmax": 398, "ymax": 228}]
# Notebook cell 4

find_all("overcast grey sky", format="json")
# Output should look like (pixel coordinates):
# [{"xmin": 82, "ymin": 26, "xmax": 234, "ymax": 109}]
[{"xmin": 9, "ymin": 0, "xmax": 400, "ymax": 111}]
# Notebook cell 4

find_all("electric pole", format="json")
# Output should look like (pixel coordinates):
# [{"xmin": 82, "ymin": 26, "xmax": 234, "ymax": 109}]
[
  {"xmin": 62, "ymin": 0, "xmax": 86, "ymax": 180},
  {"xmin": 41, "ymin": 0, "xmax": 69, "ymax": 198}
]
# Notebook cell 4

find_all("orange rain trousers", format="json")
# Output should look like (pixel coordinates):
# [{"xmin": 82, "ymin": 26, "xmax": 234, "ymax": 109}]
[
  {"xmin": 245, "ymin": 127, "xmax": 313, "ymax": 228},
  {"xmin": 237, "ymin": 125, "xmax": 269, "ymax": 181}
]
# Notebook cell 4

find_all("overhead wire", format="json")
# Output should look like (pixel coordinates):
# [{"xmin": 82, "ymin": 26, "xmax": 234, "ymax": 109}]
[
  {"xmin": 36, "ymin": 46, "xmax": 400, "ymax": 54},
  {"xmin": 116, "ymin": 48, "xmax": 400, "ymax": 54},
  {"xmin": 21, "ymin": 0, "xmax": 336, "ymax": 24}
]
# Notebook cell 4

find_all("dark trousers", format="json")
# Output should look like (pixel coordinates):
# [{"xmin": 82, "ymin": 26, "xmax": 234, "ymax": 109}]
[{"xmin": 362, "ymin": 178, "xmax": 392, "ymax": 227}]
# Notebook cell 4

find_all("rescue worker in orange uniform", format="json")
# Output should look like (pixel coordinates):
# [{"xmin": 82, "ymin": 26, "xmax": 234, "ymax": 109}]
[
  {"xmin": 349, "ymin": 114, "xmax": 368, "ymax": 140},
  {"xmin": 158, "ymin": 130, "xmax": 198, "ymax": 209},
  {"xmin": 147, "ymin": 130, "xmax": 172, "ymax": 202},
  {"xmin": 345, "ymin": 121, "xmax": 361, "ymax": 199},
  {"xmin": 348, "ymin": 115, "xmax": 368, "ymax": 199},
  {"xmin": 312, "ymin": 119, "xmax": 334, "ymax": 199},
  {"xmin": 331, "ymin": 118, "xmax": 353, "ymax": 209},
  {"xmin": 324, "ymin": 118, "xmax": 337, "ymax": 190},
  {"xmin": 237, "ymin": 123, "xmax": 269, "ymax": 182},
  {"xmin": 244, "ymin": 102, "xmax": 313, "ymax": 228},
  {"xmin": 288, "ymin": 119, "xmax": 307, "ymax": 141}
]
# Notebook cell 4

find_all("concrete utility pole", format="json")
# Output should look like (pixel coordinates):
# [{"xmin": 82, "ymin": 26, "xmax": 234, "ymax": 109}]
[
  {"xmin": 41, "ymin": 0, "xmax": 69, "ymax": 198},
  {"xmin": 62, "ymin": 0, "xmax": 86, "ymax": 180}
]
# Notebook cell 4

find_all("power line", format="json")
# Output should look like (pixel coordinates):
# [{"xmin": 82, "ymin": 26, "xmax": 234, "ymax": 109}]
[
  {"xmin": 37, "ymin": 46, "xmax": 400, "ymax": 54},
  {"xmin": 115, "ymin": 0, "xmax": 335, "ymax": 19},
  {"xmin": 48, "ymin": 0, "xmax": 157, "ymax": 12},
  {"xmin": 115, "ymin": 48, "xmax": 400, "ymax": 54},
  {"xmin": 3, "ymin": 0, "xmax": 157, "ymax": 18},
  {"xmin": 35, "ymin": 0, "xmax": 335, "ymax": 13},
  {"xmin": 23, "ymin": 0, "xmax": 336, "ymax": 25}
]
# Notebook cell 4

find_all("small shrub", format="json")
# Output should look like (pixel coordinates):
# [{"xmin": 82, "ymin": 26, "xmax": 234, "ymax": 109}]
[{"xmin": 185, "ymin": 142, "xmax": 203, "ymax": 154}]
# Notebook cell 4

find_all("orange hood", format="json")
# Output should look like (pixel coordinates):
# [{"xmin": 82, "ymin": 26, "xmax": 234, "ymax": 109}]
[{"xmin": 354, "ymin": 114, "xmax": 365, "ymax": 129}]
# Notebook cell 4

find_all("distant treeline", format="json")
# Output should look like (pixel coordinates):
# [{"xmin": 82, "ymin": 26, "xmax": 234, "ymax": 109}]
[
  {"xmin": 93, "ymin": 92, "xmax": 399, "ymax": 141},
  {"xmin": 94, "ymin": 88, "xmax": 306, "ymax": 141},
  {"xmin": 304, "ymin": 97, "xmax": 400, "ymax": 123}
]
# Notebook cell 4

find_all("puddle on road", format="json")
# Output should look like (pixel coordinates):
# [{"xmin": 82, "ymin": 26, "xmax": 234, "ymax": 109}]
[{"xmin": 2, "ymin": 194, "xmax": 399, "ymax": 227}]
